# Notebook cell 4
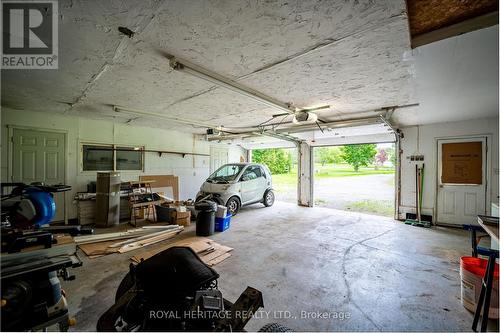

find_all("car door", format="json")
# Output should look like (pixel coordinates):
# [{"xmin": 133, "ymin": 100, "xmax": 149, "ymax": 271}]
[
  {"xmin": 240, "ymin": 166, "xmax": 260, "ymax": 203},
  {"xmin": 254, "ymin": 166, "xmax": 269, "ymax": 199}
]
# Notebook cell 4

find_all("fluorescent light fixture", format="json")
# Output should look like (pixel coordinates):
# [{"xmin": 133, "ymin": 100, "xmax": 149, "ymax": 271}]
[{"xmin": 169, "ymin": 57, "xmax": 296, "ymax": 114}]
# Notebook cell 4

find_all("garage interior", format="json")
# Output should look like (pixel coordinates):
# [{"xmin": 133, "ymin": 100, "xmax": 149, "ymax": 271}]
[{"xmin": 1, "ymin": 1, "xmax": 499, "ymax": 332}]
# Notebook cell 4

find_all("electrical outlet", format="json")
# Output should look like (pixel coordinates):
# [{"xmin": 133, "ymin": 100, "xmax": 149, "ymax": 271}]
[{"xmin": 407, "ymin": 154, "xmax": 424, "ymax": 161}]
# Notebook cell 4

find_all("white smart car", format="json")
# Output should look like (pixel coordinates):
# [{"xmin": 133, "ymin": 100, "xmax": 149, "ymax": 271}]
[{"xmin": 196, "ymin": 163, "xmax": 275, "ymax": 215}]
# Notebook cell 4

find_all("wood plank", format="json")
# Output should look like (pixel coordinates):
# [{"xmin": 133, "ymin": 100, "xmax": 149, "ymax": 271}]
[
  {"xmin": 478, "ymin": 215, "xmax": 499, "ymax": 243},
  {"xmin": 117, "ymin": 229, "xmax": 183, "ymax": 253},
  {"xmin": 130, "ymin": 237, "xmax": 215, "ymax": 263},
  {"xmin": 74, "ymin": 228, "xmax": 157, "ymax": 244},
  {"xmin": 109, "ymin": 227, "xmax": 182, "ymax": 248},
  {"xmin": 129, "ymin": 237, "xmax": 232, "ymax": 267},
  {"xmin": 407, "ymin": 0, "xmax": 498, "ymax": 37},
  {"xmin": 206, "ymin": 252, "xmax": 231, "ymax": 266},
  {"xmin": 199, "ymin": 244, "xmax": 233, "ymax": 261},
  {"xmin": 139, "ymin": 175, "xmax": 179, "ymax": 201}
]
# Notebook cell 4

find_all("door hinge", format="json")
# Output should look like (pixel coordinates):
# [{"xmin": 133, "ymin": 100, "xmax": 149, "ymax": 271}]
[{"xmin": 10, "ymin": 136, "xmax": 14, "ymax": 143}]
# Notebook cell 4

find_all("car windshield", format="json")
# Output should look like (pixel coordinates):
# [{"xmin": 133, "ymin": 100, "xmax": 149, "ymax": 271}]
[{"xmin": 207, "ymin": 164, "xmax": 243, "ymax": 183}]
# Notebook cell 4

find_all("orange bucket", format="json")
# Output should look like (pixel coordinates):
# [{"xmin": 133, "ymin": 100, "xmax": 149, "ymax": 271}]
[{"xmin": 460, "ymin": 256, "xmax": 499, "ymax": 318}]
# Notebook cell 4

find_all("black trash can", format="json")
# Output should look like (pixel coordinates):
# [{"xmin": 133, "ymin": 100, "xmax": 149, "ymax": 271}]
[
  {"xmin": 195, "ymin": 201, "xmax": 217, "ymax": 236},
  {"xmin": 155, "ymin": 205, "xmax": 175, "ymax": 223}
]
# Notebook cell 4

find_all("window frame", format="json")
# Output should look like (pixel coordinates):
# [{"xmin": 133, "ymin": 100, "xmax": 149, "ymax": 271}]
[
  {"xmin": 240, "ymin": 165, "xmax": 262, "ymax": 181},
  {"xmin": 81, "ymin": 143, "xmax": 144, "ymax": 172}
]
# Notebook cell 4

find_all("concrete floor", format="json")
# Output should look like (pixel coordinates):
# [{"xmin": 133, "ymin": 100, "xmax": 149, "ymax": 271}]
[{"xmin": 63, "ymin": 201, "xmax": 497, "ymax": 331}]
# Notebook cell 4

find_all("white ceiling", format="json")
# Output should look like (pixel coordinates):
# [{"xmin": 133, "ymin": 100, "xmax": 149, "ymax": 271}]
[
  {"xmin": 2, "ymin": 0, "xmax": 415, "ymax": 132},
  {"xmin": 1, "ymin": 1, "xmax": 497, "ymax": 139}
]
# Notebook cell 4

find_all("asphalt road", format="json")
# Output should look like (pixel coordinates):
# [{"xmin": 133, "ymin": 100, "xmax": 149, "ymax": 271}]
[{"xmin": 275, "ymin": 173, "xmax": 394, "ymax": 212}]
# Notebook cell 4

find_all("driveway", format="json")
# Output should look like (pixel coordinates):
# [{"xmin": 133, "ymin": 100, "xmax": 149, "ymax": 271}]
[{"xmin": 275, "ymin": 174, "xmax": 395, "ymax": 215}]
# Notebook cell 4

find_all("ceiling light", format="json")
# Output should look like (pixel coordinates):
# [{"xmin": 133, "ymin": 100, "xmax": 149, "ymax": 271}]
[
  {"xmin": 292, "ymin": 112, "xmax": 318, "ymax": 124},
  {"xmin": 169, "ymin": 57, "xmax": 295, "ymax": 114}
]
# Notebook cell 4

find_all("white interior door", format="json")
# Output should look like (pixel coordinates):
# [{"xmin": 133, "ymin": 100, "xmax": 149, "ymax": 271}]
[
  {"xmin": 210, "ymin": 147, "xmax": 228, "ymax": 173},
  {"xmin": 12, "ymin": 129, "xmax": 66, "ymax": 222},
  {"xmin": 437, "ymin": 137, "xmax": 488, "ymax": 225}
]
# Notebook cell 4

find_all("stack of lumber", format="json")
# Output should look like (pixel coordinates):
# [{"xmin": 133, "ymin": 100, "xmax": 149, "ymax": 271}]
[
  {"xmin": 131, "ymin": 236, "xmax": 233, "ymax": 266},
  {"xmin": 76, "ymin": 225, "xmax": 183, "ymax": 258}
]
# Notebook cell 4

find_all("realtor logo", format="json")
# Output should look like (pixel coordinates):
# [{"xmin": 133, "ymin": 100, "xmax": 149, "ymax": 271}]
[{"xmin": 1, "ymin": 0, "xmax": 58, "ymax": 69}]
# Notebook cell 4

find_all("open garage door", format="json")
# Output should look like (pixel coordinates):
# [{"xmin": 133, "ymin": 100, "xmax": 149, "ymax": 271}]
[
  {"xmin": 250, "ymin": 147, "xmax": 298, "ymax": 205},
  {"xmin": 214, "ymin": 117, "xmax": 399, "ymax": 212},
  {"xmin": 313, "ymin": 143, "xmax": 396, "ymax": 217}
]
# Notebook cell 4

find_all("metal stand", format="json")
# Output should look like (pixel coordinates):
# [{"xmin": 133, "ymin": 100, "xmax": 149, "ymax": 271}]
[{"xmin": 472, "ymin": 250, "xmax": 498, "ymax": 332}]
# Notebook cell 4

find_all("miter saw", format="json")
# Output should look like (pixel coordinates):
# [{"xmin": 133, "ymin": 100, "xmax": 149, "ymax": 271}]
[{"xmin": 1, "ymin": 182, "xmax": 83, "ymax": 331}]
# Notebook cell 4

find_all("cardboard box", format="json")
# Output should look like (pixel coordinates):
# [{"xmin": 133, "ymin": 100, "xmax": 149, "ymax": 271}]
[
  {"xmin": 173, "ymin": 210, "xmax": 191, "ymax": 226},
  {"xmin": 169, "ymin": 203, "xmax": 187, "ymax": 212},
  {"xmin": 216, "ymin": 205, "xmax": 227, "ymax": 218}
]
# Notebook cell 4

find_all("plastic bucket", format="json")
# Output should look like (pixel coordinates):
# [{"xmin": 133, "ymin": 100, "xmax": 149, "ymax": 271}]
[{"xmin": 460, "ymin": 256, "xmax": 499, "ymax": 318}]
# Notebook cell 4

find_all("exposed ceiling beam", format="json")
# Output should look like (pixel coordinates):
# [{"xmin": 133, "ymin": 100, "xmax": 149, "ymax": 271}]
[
  {"xmin": 113, "ymin": 105, "xmax": 217, "ymax": 129},
  {"xmin": 406, "ymin": 0, "xmax": 499, "ymax": 48},
  {"xmin": 411, "ymin": 11, "xmax": 498, "ymax": 48}
]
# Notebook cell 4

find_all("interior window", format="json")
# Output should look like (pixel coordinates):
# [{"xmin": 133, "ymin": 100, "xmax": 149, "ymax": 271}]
[
  {"xmin": 82, "ymin": 145, "xmax": 113, "ymax": 171},
  {"xmin": 82, "ymin": 144, "xmax": 144, "ymax": 171},
  {"xmin": 116, "ymin": 147, "xmax": 143, "ymax": 171}
]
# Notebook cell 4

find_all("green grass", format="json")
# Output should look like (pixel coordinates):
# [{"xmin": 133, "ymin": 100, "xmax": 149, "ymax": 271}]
[
  {"xmin": 314, "ymin": 198, "xmax": 328, "ymax": 205},
  {"xmin": 272, "ymin": 163, "xmax": 395, "ymax": 188},
  {"xmin": 345, "ymin": 199, "xmax": 394, "ymax": 217},
  {"xmin": 315, "ymin": 164, "xmax": 394, "ymax": 178}
]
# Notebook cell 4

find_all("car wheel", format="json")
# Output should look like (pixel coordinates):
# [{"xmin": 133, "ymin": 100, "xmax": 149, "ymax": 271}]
[
  {"xmin": 226, "ymin": 197, "xmax": 240, "ymax": 216},
  {"xmin": 263, "ymin": 189, "xmax": 275, "ymax": 207}
]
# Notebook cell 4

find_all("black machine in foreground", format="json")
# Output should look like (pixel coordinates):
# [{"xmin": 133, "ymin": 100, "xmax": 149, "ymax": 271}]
[
  {"xmin": 1, "ymin": 183, "xmax": 83, "ymax": 331},
  {"xmin": 98, "ymin": 247, "xmax": 275, "ymax": 332}
]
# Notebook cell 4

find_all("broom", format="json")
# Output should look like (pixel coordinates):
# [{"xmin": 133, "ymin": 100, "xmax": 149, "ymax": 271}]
[{"xmin": 405, "ymin": 164, "xmax": 430, "ymax": 227}]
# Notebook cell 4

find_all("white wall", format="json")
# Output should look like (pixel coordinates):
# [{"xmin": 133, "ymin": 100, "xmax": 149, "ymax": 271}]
[
  {"xmin": 398, "ymin": 117, "xmax": 499, "ymax": 220},
  {"xmin": 1, "ymin": 108, "xmax": 246, "ymax": 220}
]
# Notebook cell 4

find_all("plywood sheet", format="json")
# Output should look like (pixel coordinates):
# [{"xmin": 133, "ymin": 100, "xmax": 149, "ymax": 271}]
[
  {"xmin": 206, "ymin": 252, "xmax": 231, "ymax": 266},
  {"xmin": 139, "ymin": 175, "xmax": 179, "ymax": 200},
  {"xmin": 130, "ymin": 237, "xmax": 233, "ymax": 267},
  {"xmin": 442, "ymin": 142, "xmax": 482, "ymax": 184},
  {"xmin": 78, "ymin": 240, "xmax": 119, "ymax": 256},
  {"xmin": 131, "ymin": 237, "xmax": 213, "ymax": 262}
]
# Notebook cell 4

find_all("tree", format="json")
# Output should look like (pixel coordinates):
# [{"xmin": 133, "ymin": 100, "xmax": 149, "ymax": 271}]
[
  {"xmin": 375, "ymin": 149, "xmax": 388, "ymax": 168},
  {"xmin": 315, "ymin": 147, "xmax": 343, "ymax": 166},
  {"xmin": 340, "ymin": 144, "xmax": 377, "ymax": 172},
  {"xmin": 385, "ymin": 146, "xmax": 396, "ymax": 166},
  {"xmin": 252, "ymin": 149, "xmax": 292, "ymax": 174}
]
